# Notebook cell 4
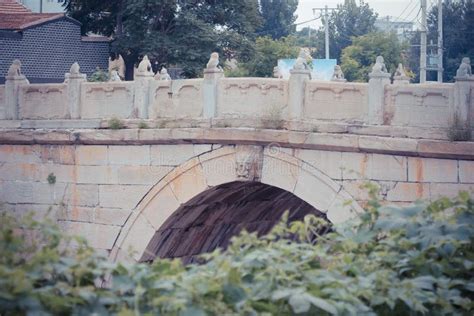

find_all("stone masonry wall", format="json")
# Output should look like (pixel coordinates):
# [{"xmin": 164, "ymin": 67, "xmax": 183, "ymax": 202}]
[{"xmin": 0, "ymin": 143, "xmax": 473, "ymax": 257}]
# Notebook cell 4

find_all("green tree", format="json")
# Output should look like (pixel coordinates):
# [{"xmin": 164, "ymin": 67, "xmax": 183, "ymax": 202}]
[
  {"xmin": 258, "ymin": 0, "xmax": 299, "ymax": 39},
  {"xmin": 240, "ymin": 36, "xmax": 299, "ymax": 77},
  {"xmin": 340, "ymin": 32, "xmax": 404, "ymax": 82},
  {"xmin": 426, "ymin": 0, "xmax": 474, "ymax": 82},
  {"xmin": 64, "ymin": 0, "xmax": 262, "ymax": 78},
  {"xmin": 294, "ymin": 27, "xmax": 325, "ymax": 59},
  {"xmin": 328, "ymin": 0, "xmax": 378, "ymax": 61}
]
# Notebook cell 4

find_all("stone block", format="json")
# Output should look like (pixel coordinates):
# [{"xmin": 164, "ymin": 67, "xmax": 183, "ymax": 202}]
[
  {"xmin": 326, "ymin": 191, "xmax": 360, "ymax": 224},
  {"xmin": 117, "ymin": 166, "xmax": 172, "ymax": 185},
  {"xmin": 200, "ymin": 151, "xmax": 237, "ymax": 187},
  {"xmin": 108, "ymin": 145, "xmax": 150, "ymax": 165},
  {"xmin": 0, "ymin": 145, "xmax": 42, "ymax": 164},
  {"xmin": 370, "ymin": 154, "xmax": 407, "ymax": 181},
  {"xmin": 119, "ymin": 214, "xmax": 156, "ymax": 261},
  {"xmin": 59, "ymin": 221, "xmax": 121, "ymax": 250},
  {"xmin": 142, "ymin": 185, "xmax": 181, "ymax": 230},
  {"xmin": 358, "ymin": 136, "xmax": 418, "ymax": 155},
  {"xmin": 341, "ymin": 152, "xmax": 370, "ymax": 180},
  {"xmin": 408, "ymin": 157, "xmax": 458, "ymax": 183},
  {"xmin": 261, "ymin": 155, "xmax": 300, "ymax": 193},
  {"xmin": 168, "ymin": 158, "xmax": 208, "ymax": 204},
  {"xmin": 64, "ymin": 184, "xmax": 99, "ymax": 207},
  {"xmin": 293, "ymin": 164, "xmax": 340, "ymax": 213},
  {"xmin": 99, "ymin": 184, "xmax": 150, "ymax": 209},
  {"xmin": 20, "ymin": 120, "xmax": 101, "ymax": 129},
  {"xmin": 76, "ymin": 146, "xmax": 108, "ymax": 165},
  {"xmin": 430, "ymin": 183, "xmax": 474, "ymax": 199},
  {"xmin": 37, "ymin": 146, "xmax": 75, "ymax": 165},
  {"xmin": 0, "ymin": 163, "xmax": 74, "ymax": 183},
  {"xmin": 76, "ymin": 165, "xmax": 118, "ymax": 184},
  {"xmin": 0, "ymin": 181, "xmax": 67, "ymax": 205},
  {"xmin": 386, "ymin": 182, "xmax": 430, "ymax": 202},
  {"xmin": 150, "ymin": 144, "xmax": 210, "ymax": 166},
  {"xmin": 294, "ymin": 149, "xmax": 342, "ymax": 179},
  {"xmin": 459, "ymin": 160, "xmax": 474, "ymax": 183},
  {"xmin": 59, "ymin": 206, "xmax": 130, "ymax": 226}
]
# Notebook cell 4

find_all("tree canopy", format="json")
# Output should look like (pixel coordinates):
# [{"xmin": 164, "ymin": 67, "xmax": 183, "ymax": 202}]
[
  {"xmin": 1, "ymin": 190, "xmax": 473, "ymax": 314},
  {"xmin": 257, "ymin": 0, "xmax": 299, "ymax": 39},
  {"xmin": 64, "ymin": 0, "xmax": 262, "ymax": 78},
  {"xmin": 327, "ymin": 0, "xmax": 378, "ymax": 61},
  {"xmin": 427, "ymin": 0, "xmax": 474, "ymax": 82},
  {"xmin": 341, "ymin": 32, "xmax": 404, "ymax": 82}
]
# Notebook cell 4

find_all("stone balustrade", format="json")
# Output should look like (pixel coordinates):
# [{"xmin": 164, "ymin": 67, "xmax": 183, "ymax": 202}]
[{"xmin": 0, "ymin": 55, "xmax": 472, "ymax": 134}]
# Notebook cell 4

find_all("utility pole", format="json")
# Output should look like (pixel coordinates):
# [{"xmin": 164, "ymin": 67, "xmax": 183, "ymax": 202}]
[
  {"xmin": 313, "ymin": 6, "xmax": 337, "ymax": 59},
  {"xmin": 420, "ymin": 0, "xmax": 427, "ymax": 83},
  {"xmin": 437, "ymin": 0, "xmax": 443, "ymax": 82}
]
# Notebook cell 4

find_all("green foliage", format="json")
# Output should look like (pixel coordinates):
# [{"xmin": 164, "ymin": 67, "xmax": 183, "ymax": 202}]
[
  {"xmin": 138, "ymin": 122, "xmax": 149, "ymax": 129},
  {"xmin": 341, "ymin": 32, "xmax": 404, "ymax": 82},
  {"xmin": 328, "ymin": 0, "xmax": 378, "ymax": 61},
  {"xmin": 108, "ymin": 117, "xmax": 125, "ymax": 130},
  {"xmin": 65, "ymin": 0, "xmax": 262, "ymax": 78},
  {"xmin": 47, "ymin": 173, "xmax": 56, "ymax": 185},
  {"xmin": 241, "ymin": 36, "xmax": 299, "ymax": 77},
  {"xmin": 88, "ymin": 67, "xmax": 109, "ymax": 82},
  {"xmin": 1, "ymin": 192, "xmax": 473, "ymax": 315},
  {"xmin": 258, "ymin": 0, "xmax": 299, "ymax": 39},
  {"xmin": 294, "ymin": 27, "xmax": 325, "ymax": 59}
]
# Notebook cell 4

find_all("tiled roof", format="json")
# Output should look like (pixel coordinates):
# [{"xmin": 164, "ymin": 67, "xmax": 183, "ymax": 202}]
[
  {"xmin": 0, "ymin": 12, "xmax": 64, "ymax": 30},
  {"xmin": 0, "ymin": 0, "xmax": 31, "ymax": 14}
]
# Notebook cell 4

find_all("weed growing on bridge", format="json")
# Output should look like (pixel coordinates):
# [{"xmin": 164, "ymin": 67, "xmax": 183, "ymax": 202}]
[
  {"xmin": 0, "ymin": 192, "xmax": 473, "ymax": 315},
  {"xmin": 46, "ymin": 173, "xmax": 56, "ymax": 185},
  {"xmin": 262, "ymin": 104, "xmax": 284, "ymax": 130},
  {"xmin": 107, "ymin": 117, "xmax": 125, "ymax": 130},
  {"xmin": 138, "ymin": 121, "xmax": 149, "ymax": 129}
]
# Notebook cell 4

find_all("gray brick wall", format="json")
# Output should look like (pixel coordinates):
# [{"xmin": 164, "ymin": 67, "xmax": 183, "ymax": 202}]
[{"xmin": 0, "ymin": 18, "xmax": 109, "ymax": 84}]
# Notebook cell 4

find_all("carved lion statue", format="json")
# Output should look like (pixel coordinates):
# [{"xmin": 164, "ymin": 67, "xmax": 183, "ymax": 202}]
[
  {"xmin": 371, "ymin": 56, "xmax": 388, "ymax": 74},
  {"xmin": 456, "ymin": 57, "xmax": 472, "ymax": 78},
  {"xmin": 206, "ymin": 52, "xmax": 220, "ymax": 70},
  {"xmin": 7, "ymin": 59, "xmax": 22, "ymax": 77}
]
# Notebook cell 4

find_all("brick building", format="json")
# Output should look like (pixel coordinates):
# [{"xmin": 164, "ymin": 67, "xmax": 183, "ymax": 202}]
[{"xmin": 0, "ymin": 0, "xmax": 109, "ymax": 83}]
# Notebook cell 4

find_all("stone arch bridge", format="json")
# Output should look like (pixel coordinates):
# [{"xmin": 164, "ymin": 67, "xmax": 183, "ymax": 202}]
[{"xmin": 0, "ymin": 59, "xmax": 473, "ymax": 262}]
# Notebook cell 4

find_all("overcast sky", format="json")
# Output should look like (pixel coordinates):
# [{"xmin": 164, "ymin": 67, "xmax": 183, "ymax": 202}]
[{"xmin": 295, "ymin": 0, "xmax": 431, "ymax": 29}]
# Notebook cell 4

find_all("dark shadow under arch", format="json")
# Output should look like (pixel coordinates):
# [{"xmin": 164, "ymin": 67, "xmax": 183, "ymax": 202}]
[{"xmin": 140, "ymin": 181, "xmax": 329, "ymax": 263}]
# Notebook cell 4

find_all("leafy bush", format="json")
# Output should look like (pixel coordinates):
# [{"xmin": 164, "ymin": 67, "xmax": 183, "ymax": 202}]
[
  {"xmin": 88, "ymin": 67, "xmax": 109, "ymax": 82},
  {"xmin": 107, "ymin": 117, "xmax": 125, "ymax": 130},
  {"xmin": 1, "ymin": 192, "xmax": 473, "ymax": 315}
]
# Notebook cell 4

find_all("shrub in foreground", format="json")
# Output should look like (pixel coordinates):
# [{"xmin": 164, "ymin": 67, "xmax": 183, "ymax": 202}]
[{"xmin": 0, "ymin": 192, "xmax": 473, "ymax": 315}]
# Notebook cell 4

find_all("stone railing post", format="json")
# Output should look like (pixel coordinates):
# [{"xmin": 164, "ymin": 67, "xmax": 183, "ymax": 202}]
[
  {"xmin": 133, "ymin": 55, "xmax": 154, "ymax": 119},
  {"xmin": 64, "ymin": 62, "xmax": 86, "ymax": 119},
  {"xmin": 288, "ymin": 68, "xmax": 311, "ymax": 120},
  {"xmin": 3, "ymin": 60, "xmax": 29, "ymax": 120},
  {"xmin": 453, "ymin": 57, "xmax": 473, "ymax": 128},
  {"xmin": 368, "ymin": 56, "xmax": 391, "ymax": 125},
  {"xmin": 203, "ymin": 52, "xmax": 224, "ymax": 118}
]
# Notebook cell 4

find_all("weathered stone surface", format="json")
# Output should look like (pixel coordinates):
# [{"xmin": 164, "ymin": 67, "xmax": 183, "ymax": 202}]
[
  {"xmin": 142, "ymin": 185, "xmax": 181, "ymax": 230},
  {"xmin": 76, "ymin": 165, "xmax": 118, "ymax": 184},
  {"xmin": 59, "ymin": 221, "xmax": 121, "ymax": 250},
  {"xmin": 76, "ymin": 146, "xmax": 108, "ymax": 165},
  {"xmin": 0, "ymin": 181, "xmax": 67, "ymax": 204},
  {"xmin": 168, "ymin": 158, "xmax": 208, "ymax": 203},
  {"xmin": 99, "ymin": 185, "xmax": 150, "ymax": 209},
  {"xmin": 408, "ymin": 157, "xmax": 458, "ymax": 183},
  {"xmin": 358, "ymin": 136, "xmax": 418, "ymax": 155},
  {"xmin": 386, "ymin": 182, "xmax": 430, "ymax": 202},
  {"xmin": 430, "ymin": 183, "xmax": 474, "ymax": 199},
  {"xmin": 150, "ymin": 144, "xmax": 212, "ymax": 166},
  {"xmin": 20, "ymin": 120, "xmax": 101, "ymax": 129},
  {"xmin": 459, "ymin": 160, "xmax": 474, "ymax": 183},
  {"xmin": 0, "ymin": 163, "xmax": 74, "ymax": 182},
  {"xmin": 418, "ymin": 140, "xmax": 474, "ymax": 160},
  {"xmin": 117, "ymin": 165, "xmax": 172, "ymax": 185},
  {"xmin": 294, "ymin": 149, "xmax": 342, "ymax": 179},
  {"xmin": 108, "ymin": 145, "xmax": 150, "ymax": 165},
  {"xmin": 58, "ymin": 205, "xmax": 130, "ymax": 226},
  {"xmin": 64, "ymin": 184, "xmax": 99, "ymax": 207},
  {"xmin": 119, "ymin": 214, "xmax": 156, "ymax": 261}
]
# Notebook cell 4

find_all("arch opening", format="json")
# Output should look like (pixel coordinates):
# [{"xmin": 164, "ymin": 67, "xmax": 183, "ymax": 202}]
[{"xmin": 140, "ymin": 181, "xmax": 329, "ymax": 264}]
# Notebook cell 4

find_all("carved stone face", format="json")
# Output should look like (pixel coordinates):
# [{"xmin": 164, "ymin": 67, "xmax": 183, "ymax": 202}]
[
  {"xmin": 236, "ymin": 161, "xmax": 251, "ymax": 179},
  {"xmin": 376, "ymin": 56, "xmax": 384, "ymax": 64}
]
